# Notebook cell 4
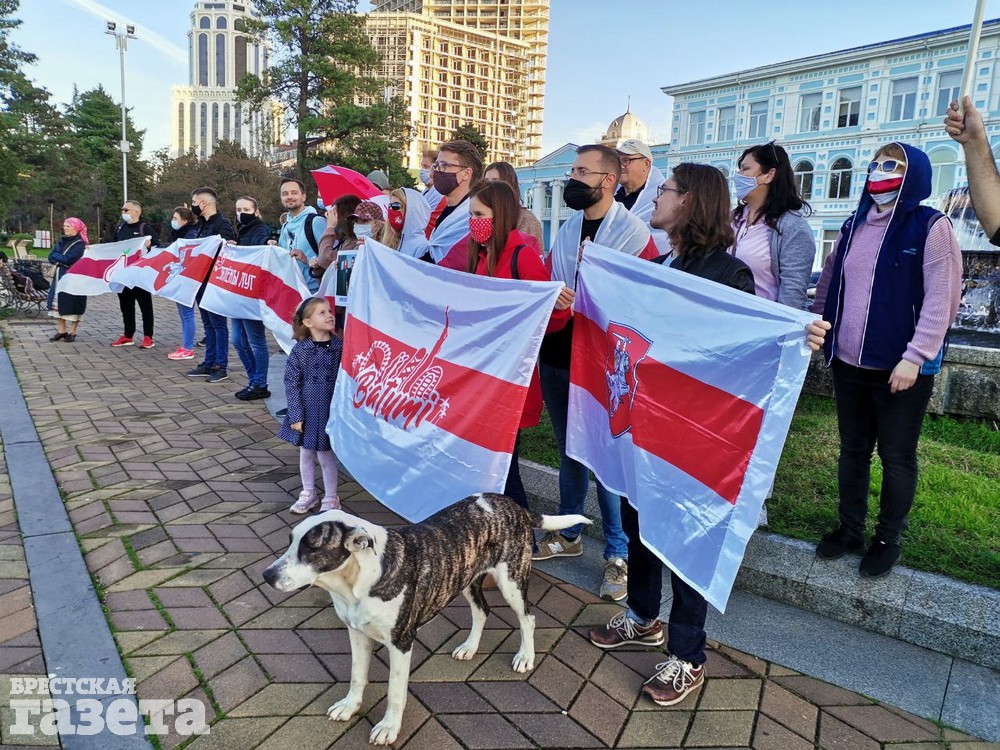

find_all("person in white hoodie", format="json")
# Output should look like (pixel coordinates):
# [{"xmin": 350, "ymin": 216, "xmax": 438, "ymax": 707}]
[
  {"xmin": 615, "ymin": 139, "xmax": 671, "ymax": 255},
  {"xmin": 380, "ymin": 187, "xmax": 431, "ymax": 259}
]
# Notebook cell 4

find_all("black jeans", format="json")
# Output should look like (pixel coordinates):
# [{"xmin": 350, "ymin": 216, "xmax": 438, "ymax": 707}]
[
  {"xmin": 504, "ymin": 432, "xmax": 529, "ymax": 509},
  {"xmin": 118, "ymin": 287, "xmax": 154, "ymax": 338},
  {"xmin": 621, "ymin": 497, "xmax": 707, "ymax": 665},
  {"xmin": 831, "ymin": 359, "xmax": 934, "ymax": 545}
]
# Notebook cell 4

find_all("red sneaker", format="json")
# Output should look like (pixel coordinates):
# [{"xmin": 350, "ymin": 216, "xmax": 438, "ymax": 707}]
[
  {"xmin": 110, "ymin": 335, "xmax": 134, "ymax": 347},
  {"xmin": 139, "ymin": 336, "xmax": 155, "ymax": 349}
]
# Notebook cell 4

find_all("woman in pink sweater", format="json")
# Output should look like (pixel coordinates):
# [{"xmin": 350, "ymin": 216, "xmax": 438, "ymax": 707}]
[{"xmin": 811, "ymin": 142, "xmax": 962, "ymax": 578}]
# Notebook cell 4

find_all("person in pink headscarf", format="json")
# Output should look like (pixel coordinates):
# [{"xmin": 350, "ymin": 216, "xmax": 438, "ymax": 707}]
[{"xmin": 47, "ymin": 217, "xmax": 89, "ymax": 342}]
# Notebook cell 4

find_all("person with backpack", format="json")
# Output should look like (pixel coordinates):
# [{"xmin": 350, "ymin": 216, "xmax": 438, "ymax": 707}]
[
  {"xmin": 465, "ymin": 179, "xmax": 574, "ymax": 512},
  {"xmin": 110, "ymin": 199, "xmax": 157, "ymax": 349},
  {"xmin": 278, "ymin": 177, "xmax": 326, "ymax": 293}
]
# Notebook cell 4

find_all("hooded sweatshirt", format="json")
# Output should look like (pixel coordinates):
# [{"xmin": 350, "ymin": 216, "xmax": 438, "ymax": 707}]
[{"xmin": 812, "ymin": 141, "xmax": 961, "ymax": 373}]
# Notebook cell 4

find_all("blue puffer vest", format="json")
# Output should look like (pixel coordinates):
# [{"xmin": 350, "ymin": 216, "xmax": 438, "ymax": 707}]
[{"xmin": 822, "ymin": 141, "xmax": 948, "ymax": 374}]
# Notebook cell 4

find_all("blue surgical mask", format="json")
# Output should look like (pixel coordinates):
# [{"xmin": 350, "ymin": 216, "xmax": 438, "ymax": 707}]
[
  {"xmin": 354, "ymin": 223, "xmax": 373, "ymax": 239},
  {"xmin": 121, "ymin": 212, "xmax": 132, "ymax": 223},
  {"xmin": 419, "ymin": 168, "xmax": 432, "ymax": 185},
  {"xmin": 732, "ymin": 173, "xmax": 759, "ymax": 202},
  {"xmin": 170, "ymin": 219, "xmax": 182, "ymax": 231}
]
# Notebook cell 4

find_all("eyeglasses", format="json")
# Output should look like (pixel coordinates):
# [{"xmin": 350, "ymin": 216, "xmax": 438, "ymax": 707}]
[
  {"xmin": 619, "ymin": 156, "xmax": 645, "ymax": 167},
  {"xmin": 121, "ymin": 207, "xmax": 133, "ymax": 212},
  {"xmin": 565, "ymin": 168, "xmax": 611, "ymax": 179},
  {"xmin": 388, "ymin": 202, "xmax": 403, "ymax": 211},
  {"xmin": 868, "ymin": 159, "xmax": 905, "ymax": 173},
  {"xmin": 656, "ymin": 184, "xmax": 687, "ymax": 197},
  {"xmin": 431, "ymin": 161, "xmax": 467, "ymax": 172}
]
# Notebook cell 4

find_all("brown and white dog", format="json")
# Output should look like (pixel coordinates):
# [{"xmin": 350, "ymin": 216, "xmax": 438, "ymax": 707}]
[{"xmin": 263, "ymin": 493, "xmax": 590, "ymax": 745}]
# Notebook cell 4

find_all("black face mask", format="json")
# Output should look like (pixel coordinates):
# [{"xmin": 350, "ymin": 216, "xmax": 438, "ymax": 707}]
[
  {"xmin": 563, "ymin": 178, "xmax": 602, "ymax": 211},
  {"xmin": 237, "ymin": 212, "xmax": 256, "ymax": 226},
  {"xmin": 191, "ymin": 204, "xmax": 203, "ymax": 217}
]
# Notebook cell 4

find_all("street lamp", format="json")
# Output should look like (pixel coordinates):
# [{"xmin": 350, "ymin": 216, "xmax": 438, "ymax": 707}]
[{"xmin": 105, "ymin": 21, "xmax": 137, "ymax": 202}]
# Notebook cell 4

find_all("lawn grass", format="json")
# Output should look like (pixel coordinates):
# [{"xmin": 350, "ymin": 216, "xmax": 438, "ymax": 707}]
[{"xmin": 519, "ymin": 393, "xmax": 1000, "ymax": 589}]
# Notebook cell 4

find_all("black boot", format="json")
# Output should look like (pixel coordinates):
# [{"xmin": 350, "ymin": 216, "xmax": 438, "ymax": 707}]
[{"xmin": 816, "ymin": 526, "xmax": 865, "ymax": 559}]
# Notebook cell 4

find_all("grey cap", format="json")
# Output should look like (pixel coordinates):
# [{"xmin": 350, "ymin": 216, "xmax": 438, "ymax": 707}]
[{"xmin": 367, "ymin": 170, "xmax": 390, "ymax": 190}]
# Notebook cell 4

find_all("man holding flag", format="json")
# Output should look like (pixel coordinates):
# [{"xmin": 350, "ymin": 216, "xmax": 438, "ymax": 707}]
[
  {"xmin": 424, "ymin": 140, "xmax": 481, "ymax": 269},
  {"xmin": 109, "ymin": 200, "xmax": 157, "ymax": 349}
]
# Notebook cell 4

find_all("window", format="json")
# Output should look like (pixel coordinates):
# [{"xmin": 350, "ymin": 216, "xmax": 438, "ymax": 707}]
[
  {"xmin": 717, "ymin": 106, "xmax": 735, "ymax": 141},
  {"xmin": 212, "ymin": 103, "xmax": 219, "ymax": 147},
  {"xmin": 200, "ymin": 103, "xmax": 208, "ymax": 158},
  {"xmin": 189, "ymin": 102, "xmax": 196, "ymax": 151},
  {"xmin": 929, "ymin": 147, "xmax": 959, "ymax": 198},
  {"xmin": 235, "ymin": 36, "xmax": 247, "ymax": 81},
  {"xmin": 223, "ymin": 103, "xmax": 230, "ymax": 141},
  {"xmin": 199, "ymin": 16, "xmax": 210, "ymax": 29},
  {"xmin": 890, "ymin": 77, "xmax": 917, "ymax": 121},
  {"xmin": 821, "ymin": 230, "xmax": 840, "ymax": 264},
  {"xmin": 198, "ymin": 34, "xmax": 208, "ymax": 86},
  {"xmin": 177, "ymin": 103, "xmax": 184, "ymax": 149},
  {"xmin": 793, "ymin": 160, "xmax": 814, "ymax": 200},
  {"xmin": 828, "ymin": 157, "xmax": 853, "ymax": 199},
  {"xmin": 748, "ymin": 101, "xmax": 768, "ymax": 139},
  {"xmin": 799, "ymin": 93, "xmax": 822, "ymax": 132},
  {"xmin": 216, "ymin": 34, "xmax": 226, "ymax": 86},
  {"xmin": 837, "ymin": 87, "xmax": 861, "ymax": 127},
  {"xmin": 936, "ymin": 70, "xmax": 962, "ymax": 116},
  {"xmin": 216, "ymin": 16, "xmax": 227, "ymax": 28},
  {"xmin": 234, "ymin": 104, "xmax": 242, "ymax": 145},
  {"xmin": 688, "ymin": 110, "xmax": 706, "ymax": 145},
  {"xmin": 254, "ymin": 44, "xmax": 259, "ymax": 75}
]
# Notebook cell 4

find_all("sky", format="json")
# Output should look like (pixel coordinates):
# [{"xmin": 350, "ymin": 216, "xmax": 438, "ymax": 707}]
[{"xmin": 9, "ymin": 0, "xmax": 993, "ymax": 159}]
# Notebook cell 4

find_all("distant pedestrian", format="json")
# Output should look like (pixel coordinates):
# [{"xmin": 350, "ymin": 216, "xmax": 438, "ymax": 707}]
[
  {"xmin": 110, "ymin": 199, "xmax": 157, "ymax": 349},
  {"xmin": 278, "ymin": 298, "xmax": 342, "ymax": 514},
  {"xmin": 47, "ymin": 218, "xmax": 89, "ymax": 343},
  {"xmin": 167, "ymin": 206, "xmax": 200, "ymax": 361},
  {"xmin": 231, "ymin": 196, "xmax": 273, "ymax": 402}
]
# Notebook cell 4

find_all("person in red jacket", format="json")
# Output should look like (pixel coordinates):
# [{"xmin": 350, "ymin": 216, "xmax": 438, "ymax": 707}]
[{"xmin": 465, "ymin": 179, "xmax": 575, "ymax": 509}]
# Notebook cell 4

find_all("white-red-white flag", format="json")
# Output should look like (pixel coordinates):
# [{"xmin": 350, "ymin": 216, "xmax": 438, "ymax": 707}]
[
  {"xmin": 568, "ymin": 244, "xmax": 814, "ymax": 612},
  {"xmin": 198, "ymin": 244, "xmax": 310, "ymax": 353},
  {"xmin": 329, "ymin": 239, "xmax": 562, "ymax": 521},
  {"xmin": 57, "ymin": 238, "xmax": 148, "ymax": 296},
  {"xmin": 108, "ymin": 236, "xmax": 222, "ymax": 306}
]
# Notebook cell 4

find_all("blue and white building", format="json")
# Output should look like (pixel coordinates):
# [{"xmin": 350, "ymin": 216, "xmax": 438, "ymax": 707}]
[
  {"xmin": 663, "ymin": 19, "xmax": 1000, "ymax": 268},
  {"xmin": 518, "ymin": 19, "xmax": 1000, "ymax": 260}
]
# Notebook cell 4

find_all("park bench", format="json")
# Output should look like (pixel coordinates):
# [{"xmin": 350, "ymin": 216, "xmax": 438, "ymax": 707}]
[{"xmin": 0, "ymin": 262, "xmax": 47, "ymax": 317}]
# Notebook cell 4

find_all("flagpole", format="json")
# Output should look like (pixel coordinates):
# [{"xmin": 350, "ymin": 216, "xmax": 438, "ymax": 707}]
[{"xmin": 961, "ymin": 0, "xmax": 988, "ymax": 111}]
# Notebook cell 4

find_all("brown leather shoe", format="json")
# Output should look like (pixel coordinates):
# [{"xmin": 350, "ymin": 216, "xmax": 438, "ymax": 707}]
[{"xmin": 588, "ymin": 611, "xmax": 664, "ymax": 649}]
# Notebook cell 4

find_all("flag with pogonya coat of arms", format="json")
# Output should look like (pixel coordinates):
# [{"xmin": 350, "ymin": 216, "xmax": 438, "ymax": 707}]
[{"xmin": 567, "ymin": 243, "xmax": 815, "ymax": 612}]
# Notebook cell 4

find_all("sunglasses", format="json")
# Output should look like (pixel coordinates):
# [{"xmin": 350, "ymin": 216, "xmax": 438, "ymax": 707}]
[
  {"xmin": 388, "ymin": 202, "xmax": 403, "ymax": 211},
  {"xmin": 868, "ymin": 159, "xmax": 905, "ymax": 173}
]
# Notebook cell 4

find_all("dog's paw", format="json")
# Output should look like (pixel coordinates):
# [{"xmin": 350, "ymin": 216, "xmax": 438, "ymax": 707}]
[
  {"xmin": 451, "ymin": 641, "xmax": 478, "ymax": 661},
  {"xmin": 511, "ymin": 650, "xmax": 535, "ymax": 673},
  {"xmin": 369, "ymin": 718, "xmax": 401, "ymax": 746},
  {"xmin": 327, "ymin": 697, "xmax": 361, "ymax": 722}
]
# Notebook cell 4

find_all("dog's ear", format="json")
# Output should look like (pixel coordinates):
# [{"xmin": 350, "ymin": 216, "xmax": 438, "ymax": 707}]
[
  {"xmin": 302, "ymin": 522, "xmax": 342, "ymax": 551},
  {"xmin": 345, "ymin": 528, "xmax": 374, "ymax": 554}
]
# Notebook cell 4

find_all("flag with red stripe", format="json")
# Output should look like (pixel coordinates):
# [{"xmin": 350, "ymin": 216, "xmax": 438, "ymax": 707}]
[
  {"xmin": 57, "ymin": 237, "xmax": 148, "ymax": 296},
  {"xmin": 198, "ymin": 244, "xmax": 310, "ymax": 353},
  {"xmin": 329, "ymin": 239, "xmax": 562, "ymax": 521},
  {"xmin": 107, "ymin": 236, "xmax": 222, "ymax": 305},
  {"xmin": 568, "ymin": 244, "xmax": 814, "ymax": 611}
]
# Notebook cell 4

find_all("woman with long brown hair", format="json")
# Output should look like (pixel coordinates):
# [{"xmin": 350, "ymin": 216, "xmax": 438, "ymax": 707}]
[{"xmin": 466, "ymin": 180, "xmax": 573, "ymax": 511}]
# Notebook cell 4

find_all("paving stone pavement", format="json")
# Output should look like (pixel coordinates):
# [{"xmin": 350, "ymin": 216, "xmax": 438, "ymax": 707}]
[{"xmin": 1, "ymin": 297, "xmax": 998, "ymax": 749}]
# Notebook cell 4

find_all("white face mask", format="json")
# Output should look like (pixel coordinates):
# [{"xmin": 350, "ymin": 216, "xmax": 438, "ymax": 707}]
[
  {"xmin": 121, "ymin": 212, "xmax": 132, "ymax": 223},
  {"xmin": 419, "ymin": 168, "xmax": 432, "ymax": 185},
  {"xmin": 732, "ymin": 173, "xmax": 759, "ymax": 202},
  {"xmin": 354, "ymin": 223, "xmax": 373, "ymax": 238}
]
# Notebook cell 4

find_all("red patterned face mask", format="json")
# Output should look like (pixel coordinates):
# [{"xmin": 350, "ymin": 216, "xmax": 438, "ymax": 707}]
[
  {"xmin": 469, "ymin": 217, "xmax": 494, "ymax": 245},
  {"xmin": 388, "ymin": 205, "xmax": 404, "ymax": 233}
]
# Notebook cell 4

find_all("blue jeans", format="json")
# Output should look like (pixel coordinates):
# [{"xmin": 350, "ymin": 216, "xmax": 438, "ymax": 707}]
[
  {"xmin": 199, "ymin": 308, "xmax": 228, "ymax": 370},
  {"xmin": 176, "ymin": 303, "xmax": 196, "ymax": 350},
  {"xmin": 539, "ymin": 363, "xmax": 628, "ymax": 560},
  {"xmin": 621, "ymin": 498, "xmax": 706, "ymax": 665},
  {"xmin": 504, "ymin": 433, "xmax": 529, "ymax": 509},
  {"xmin": 231, "ymin": 318, "xmax": 269, "ymax": 387}
]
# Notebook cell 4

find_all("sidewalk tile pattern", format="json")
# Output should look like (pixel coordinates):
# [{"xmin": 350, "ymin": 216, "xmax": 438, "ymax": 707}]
[{"xmin": 2, "ymin": 301, "xmax": 998, "ymax": 749}]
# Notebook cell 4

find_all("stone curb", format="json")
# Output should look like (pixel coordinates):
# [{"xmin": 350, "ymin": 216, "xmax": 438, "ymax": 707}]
[
  {"xmin": 518, "ymin": 457, "xmax": 1000, "ymax": 672},
  {"xmin": 0, "ymin": 332, "xmax": 154, "ymax": 750}
]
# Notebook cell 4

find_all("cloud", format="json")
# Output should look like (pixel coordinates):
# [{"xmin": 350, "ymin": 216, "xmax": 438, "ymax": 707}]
[{"xmin": 62, "ymin": 0, "xmax": 187, "ymax": 65}]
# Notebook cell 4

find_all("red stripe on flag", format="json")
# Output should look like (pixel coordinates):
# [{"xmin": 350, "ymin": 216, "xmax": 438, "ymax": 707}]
[
  {"xmin": 343, "ymin": 314, "xmax": 524, "ymax": 453},
  {"xmin": 209, "ymin": 258, "xmax": 301, "ymax": 324},
  {"xmin": 572, "ymin": 313, "xmax": 763, "ymax": 504}
]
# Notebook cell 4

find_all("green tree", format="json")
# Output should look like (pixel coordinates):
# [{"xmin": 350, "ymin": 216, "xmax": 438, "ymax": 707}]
[
  {"xmin": 236, "ymin": 0, "xmax": 412, "ymax": 186},
  {"xmin": 451, "ymin": 124, "xmax": 489, "ymax": 160}
]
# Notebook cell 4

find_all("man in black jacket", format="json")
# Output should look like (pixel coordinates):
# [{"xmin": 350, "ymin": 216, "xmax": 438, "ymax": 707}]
[
  {"xmin": 110, "ymin": 200, "xmax": 157, "ymax": 348},
  {"xmin": 186, "ymin": 187, "xmax": 235, "ymax": 384}
]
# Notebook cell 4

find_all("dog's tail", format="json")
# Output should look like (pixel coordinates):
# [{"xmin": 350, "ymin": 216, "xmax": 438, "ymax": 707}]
[{"xmin": 535, "ymin": 513, "xmax": 592, "ymax": 532}]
